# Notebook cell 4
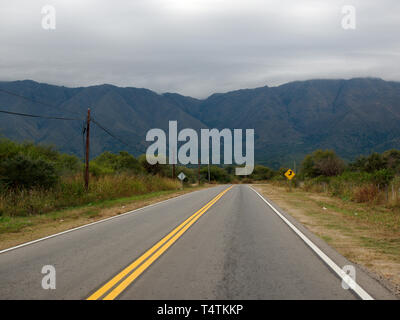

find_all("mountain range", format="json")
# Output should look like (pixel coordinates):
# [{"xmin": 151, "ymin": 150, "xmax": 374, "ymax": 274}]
[{"xmin": 1, "ymin": 77, "xmax": 400, "ymax": 169}]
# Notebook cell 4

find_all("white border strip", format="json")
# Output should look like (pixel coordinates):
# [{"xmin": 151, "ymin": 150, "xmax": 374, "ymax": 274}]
[
  {"xmin": 249, "ymin": 186, "xmax": 374, "ymax": 300},
  {"xmin": 0, "ymin": 187, "xmax": 216, "ymax": 255}
]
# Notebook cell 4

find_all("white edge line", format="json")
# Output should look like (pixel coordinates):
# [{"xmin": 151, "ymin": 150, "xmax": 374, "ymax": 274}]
[
  {"xmin": 0, "ymin": 187, "xmax": 217, "ymax": 255},
  {"xmin": 249, "ymin": 186, "xmax": 374, "ymax": 300}
]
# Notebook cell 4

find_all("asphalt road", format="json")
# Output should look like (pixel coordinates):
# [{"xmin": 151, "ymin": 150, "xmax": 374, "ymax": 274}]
[{"xmin": 0, "ymin": 185, "xmax": 396, "ymax": 299}]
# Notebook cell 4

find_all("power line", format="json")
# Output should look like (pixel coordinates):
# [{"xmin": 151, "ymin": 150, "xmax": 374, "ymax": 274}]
[
  {"xmin": 91, "ymin": 118, "xmax": 135, "ymax": 149},
  {"xmin": 0, "ymin": 109, "xmax": 81, "ymax": 121},
  {"xmin": 0, "ymin": 86, "xmax": 142, "ymax": 154},
  {"xmin": 92, "ymin": 118, "xmax": 142, "ymax": 155},
  {"xmin": 0, "ymin": 109, "xmax": 141, "ymax": 153},
  {"xmin": 0, "ymin": 87, "xmax": 83, "ymax": 118}
]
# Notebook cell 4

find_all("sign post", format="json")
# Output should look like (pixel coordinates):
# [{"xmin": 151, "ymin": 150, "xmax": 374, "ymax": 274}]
[
  {"xmin": 284, "ymin": 169, "xmax": 296, "ymax": 191},
  {"xmin": 177, "ymin": 172, "xmax": 186, "ymax": 190}
]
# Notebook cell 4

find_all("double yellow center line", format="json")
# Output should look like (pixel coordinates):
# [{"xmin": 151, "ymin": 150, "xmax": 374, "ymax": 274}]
[{"xmin": 87, "ymin": 185, "xmax": 233, "ymax": 300}]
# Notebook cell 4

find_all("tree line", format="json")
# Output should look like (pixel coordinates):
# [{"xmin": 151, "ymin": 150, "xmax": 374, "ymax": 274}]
[{"xmin": 1, "ymin": 137, "xmax": 399, "ymax": 215}]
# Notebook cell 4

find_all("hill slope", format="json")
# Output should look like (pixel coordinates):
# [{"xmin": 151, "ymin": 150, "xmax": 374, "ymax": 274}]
[{"xmin": 1, "ymin": 78, "xmax": 400, "ymax": 168}]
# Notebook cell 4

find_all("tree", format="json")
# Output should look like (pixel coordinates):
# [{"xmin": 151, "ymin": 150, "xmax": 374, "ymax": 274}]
[
  {"xmin": 371, "ymin": 169, "xmax": 394, "ymax": 187},
  {"xmin": 364, "ymin": 153, "xmax": 386, "ymax": 173},
  {"xmin": 138, "ymin": 154, "xmax": 170, "ymax": 176},
  {"xmin": 300, "ymin": 150, "xmax": 345, "ymax": 178},
  {"xmin": 383, "ymin": 149, "xmax": 400, "ymax": 172},
  {"xmin": 250, "ymin": 165, "xmax": 275, "ymax": 180},
  {"xmin": 349, "ymin": 155, "xmax": 365, "ymax": 172},
  {"xmin": 200, "ymin": 166, "xmax": 231, "ymax": 183}
]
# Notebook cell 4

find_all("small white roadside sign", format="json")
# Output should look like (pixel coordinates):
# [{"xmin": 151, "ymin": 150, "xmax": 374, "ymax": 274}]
[{"xmin": 177, "ymin": 172, "xmax": 186, "ymax": 181}]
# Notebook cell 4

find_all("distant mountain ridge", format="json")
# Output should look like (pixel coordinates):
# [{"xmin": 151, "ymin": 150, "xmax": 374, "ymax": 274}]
[{"xmin": 1, "ymin": 78, "xmax": 400, "ymax": 168}]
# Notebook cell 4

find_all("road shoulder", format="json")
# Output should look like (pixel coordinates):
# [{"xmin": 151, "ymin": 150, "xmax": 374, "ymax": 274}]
[{"xmin": 252, "ymin": 183, "xmax": 399, "ymax": 300}]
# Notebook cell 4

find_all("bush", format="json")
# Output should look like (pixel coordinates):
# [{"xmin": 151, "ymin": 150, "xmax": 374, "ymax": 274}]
[
  {"xmin": 371, "ymin": 169, "xmax": 394, "ymax": 187},
  {"xmin": 138, "ymin": 154, "xmax": 170, "ymax": 177},
  {"xmin": 274, "ymin": 167, "xmax": 289, "ymax": 180},
  {"xmin": 352, "ymin": 185, "xmax": 379, "ymax": 203},
  {"xmin": 92, "ymin": 151, "xmax": 143, "ymax": 174},
  {"xmin": 56, "ymin": 153, "xmax": 82, "ymax": 175},
  {"xmin": 302, "ymin": 176, "xmax": 330, "ymax": 192},
  {"xmin": 89, "ymin": 162, "xmax": 114, "ymax": 177},
  {"xmin": 250, "ymin": 165, "xmax": 275, "ymax": 180},
  {"xmin": 0, "ymin": 140, "xmax": 182, "ymax": 217},
  {"xmin": 176, "ymin": 166, "xmax": 197, "ymax": 184},
  {"xmin": 300, "ymin": 150, "xmax": 345, "ymax": 178},
  {"xmin": 383, "ymin": 150, "xmax": 400, "ymax": 173},
  {"xmin": 200, "ymin": 166, "xmax": 232, "ymax": 183},
  {"xmin": 0, "ymin": 138, "xmax": 81, "ymax": 177},
  {"xmin": 350, "ymin": 153, "xmax": 387, "ymax": 173},
  {"xmin": 0, "ymin": 154, "xmax": 58, "ymax": 189}
]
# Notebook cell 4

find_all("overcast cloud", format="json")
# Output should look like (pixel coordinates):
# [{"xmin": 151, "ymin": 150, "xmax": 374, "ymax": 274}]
[{"xmin": 0, "ymin": 0, "xmax": 399, "ymax": 97}]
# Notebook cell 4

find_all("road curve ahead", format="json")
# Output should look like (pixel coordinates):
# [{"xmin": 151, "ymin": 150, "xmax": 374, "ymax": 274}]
[{"xmin": 0, "ymin": 185, "xmax": 395, "ymax": 299}]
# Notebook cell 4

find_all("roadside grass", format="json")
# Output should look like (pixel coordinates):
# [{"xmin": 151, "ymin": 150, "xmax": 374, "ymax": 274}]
[
  {"xmin": 321, "ymin": 235, "xmax": 333, "ymax": 243},
  {"xmin": 253, "ymin": 183, "xmax": 400, "ymax": 296},
  {"xmin": 0, "ymin": 185, "xmax": 208, "ymax": 251},
  {"xmin": 0, "ymin": 173, "xmax": 181, "ymax": 217},
  {"xmin": 359, "ymin": 237, "xmax": 400, "ymax": 258},
  {"xmin": 0, "ymin": 216, "xmax": 34, "ymax": 234},
  {"xmin": 0, "ymin": 190, "xmax": 177, "ymax": 234}
]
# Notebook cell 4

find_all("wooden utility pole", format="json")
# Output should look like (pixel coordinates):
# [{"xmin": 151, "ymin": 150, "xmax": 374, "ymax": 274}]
[{"xmin": 84, "ymin": 108, "xmax": 91, "ymax": 190}]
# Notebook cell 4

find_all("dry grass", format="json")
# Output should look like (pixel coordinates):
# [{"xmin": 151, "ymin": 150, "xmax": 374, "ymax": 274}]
[
  {"xmin": 253, "ymin": 183, "xmax": 400, "ymax": 297},
  {"xmin": 352, "ymin": 184, "xmax": 380, "ymax": 203},
  {"xmin": 0, "ymin": 173, "xmax": 180, "ymax": 217}
]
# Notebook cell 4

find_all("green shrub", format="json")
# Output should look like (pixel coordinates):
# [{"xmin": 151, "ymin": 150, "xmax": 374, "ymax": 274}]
[
  {"xmin": 138, "ymin": 154, "xmax": 170, "ymax": 176},
  {"xmin": 92, "ymin": 151, "xmax": 143, "ymax": 174},
  {"xmin": 176, "ymin": 166, "xmax": 197, "ymax": 184},
  {"xmin": 349, "ymin": 153, "xmax": 387, "ymax": 173},
  {"xmin": 371, "ymin": 169, "xmax": 394, "ymax": 187},
  {"xmin": 250, "ymin": 165, "xmax": 275, "ymax": 180},
  {"xmin": 383, "ymin": 150, "xmax": 400, "ymax": 173},
  {"xmin": 300, "ymin": 150, "xmax": 345, "ymax": 178},
  {"xmin": 89, "ymin": 162, "xmax": 114, "ymax": 177},
  {"xmin": 0, "ymin": 140, "xmax": 182, "ymax": 217},
  {"xmin": 55, "ymin": 153, "xmax": 82, "ymax": 175},
  {"xmin": 0, "ymin": 154, "xmax": 58, "ymax": 189},
  {"xmin": 200, "ymin": 165, "xmax": 232, "ymax": 183}
]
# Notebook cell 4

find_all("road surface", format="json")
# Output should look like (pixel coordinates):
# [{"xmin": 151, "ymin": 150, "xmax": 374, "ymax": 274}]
[{"xmin": 0, "ymin": 185, "xmax": 396, "ymax": 299}]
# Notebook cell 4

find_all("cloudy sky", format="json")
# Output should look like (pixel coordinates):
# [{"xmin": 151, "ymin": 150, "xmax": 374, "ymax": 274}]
[{"xmin": 0, "ymin": 0, "xmax": 399, "ymax": 97}]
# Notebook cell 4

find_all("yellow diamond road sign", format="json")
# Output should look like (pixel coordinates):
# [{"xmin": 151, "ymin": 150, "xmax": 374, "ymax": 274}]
[{"xmin": 285, "ymin": 169, "xmax": 295, "ymax": 180}]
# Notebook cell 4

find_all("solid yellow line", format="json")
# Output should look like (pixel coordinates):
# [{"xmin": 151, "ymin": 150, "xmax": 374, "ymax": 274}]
[
  {"xmin": 87, "ymin": 191, "xmax": 223, "ymax": 300},
  {"xmin": 103, "ymin": 186, "xmax": 232, "ymax": 300},
  {"xmin": 87, "ymin": 186, "xmax": 232, "ymax": 300}
]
